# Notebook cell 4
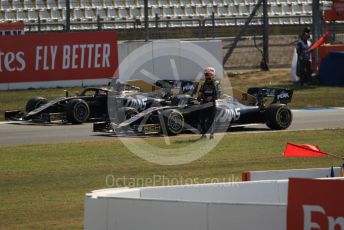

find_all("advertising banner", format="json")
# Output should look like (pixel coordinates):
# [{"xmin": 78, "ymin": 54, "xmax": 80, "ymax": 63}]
[
  {"xmin": 0, "ymin": 31, "xmax": 118, "ymax": 83},
  {"xmin": 0, "ymin": 22, "xmax": 24, "ymax": 35},
  {"xmin": 287, "ymin": 178, "xmax": 344, "ymax": 230},
  {"xmin": 324, "ymin": 0, "xmax": 344, "ymax": 21}
]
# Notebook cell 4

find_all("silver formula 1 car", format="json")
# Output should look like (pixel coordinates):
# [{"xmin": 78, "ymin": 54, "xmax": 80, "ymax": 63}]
[{"xmin": 94, "ymin": 83, "xmax": 294, "ymax": 135}]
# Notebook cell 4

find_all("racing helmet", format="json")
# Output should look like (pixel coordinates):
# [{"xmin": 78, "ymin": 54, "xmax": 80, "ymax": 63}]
[{"xmin": 204, "ymin": 67, "xmax": 216, "ymax": 80}]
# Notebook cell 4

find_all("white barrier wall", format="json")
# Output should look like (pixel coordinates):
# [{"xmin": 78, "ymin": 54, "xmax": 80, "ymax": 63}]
[
  {"xmin": 140, "ymin": 180, "xmax": 288, "ymax": 203},
  {"xmin": 243, "ymin": 167, "xmax": 342, "ymax": 181},
  {"xmin": 85, "ymin": 180, "xmax": 288, "ymax": 230},
  {"xmin": 0, "ymin": 40, "xmax": 223, "ymax": 90},
  {"xmin": 118, "ymin": 39, "xmax": 223, "ymax": 83},
  {"xmin": 85, "ymin": 197, "xmax": 286, "ymax": 230}
]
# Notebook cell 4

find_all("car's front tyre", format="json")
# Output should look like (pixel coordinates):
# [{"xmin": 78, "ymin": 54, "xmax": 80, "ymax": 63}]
[
  {"xmin": 66, "ymin": 99, "xmax": 90, "ymax": 124},
  {"xmin": 161, "ymin": 109, "xmax": 184, "ymax": 135},
  {"xmin": 26, "ymin": 97, "xmax": 48, "ymax": 112}
]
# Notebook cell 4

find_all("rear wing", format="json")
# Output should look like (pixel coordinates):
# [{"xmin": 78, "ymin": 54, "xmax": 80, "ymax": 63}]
[
  {"xmin": 155, "ymin": 80, "xmax": 201, "ymax": 97},
  {"xmin": 125, "ymin": 80, "xmax": 201, "ymax": 97},
  {"xmin": 127, "ymin": 80, "xmax": 161, "ymax": 92},
  {"xmin": 247, "ymin": 87, "xmax": 294, "ymax": 104}
]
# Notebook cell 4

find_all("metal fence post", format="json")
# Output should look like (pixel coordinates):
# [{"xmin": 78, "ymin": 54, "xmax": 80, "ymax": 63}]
[
  {"xmin": 312, "ymin": 0, "xmax": 320, "ymax": 68},
  {"xmin": 144, "ymin": 0, "xmax": 149, "ymax": 41},
  {"xmin": 66, "ymin": 0, "xmax": 70, "ymax": 32},
  {"xmin": 198, "ymin": 19, "xmax": 202, "ymax": 38},
  {"xmin": 38, "ymin": 16, "xmax": 41, "ymax": 32},
  {"xmin": 212, "ymin": 12, "xmax": 215, "ymax": 38},
  {"xmin": 97, "ymin": 15, "xmax": 101, "ymax": 31},
  {"xmin": 262, "ymin": 0, "xmax": 269, "ymax": 70},
  {"xmin": 155, "ymin": 13, "xmax": 159, "ymax": 39}
]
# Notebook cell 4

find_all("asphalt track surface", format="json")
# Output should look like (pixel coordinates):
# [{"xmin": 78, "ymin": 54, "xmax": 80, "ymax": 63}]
[{"xmin": 0, "ymin": 108, "xmax": 344, "ymax": 146}]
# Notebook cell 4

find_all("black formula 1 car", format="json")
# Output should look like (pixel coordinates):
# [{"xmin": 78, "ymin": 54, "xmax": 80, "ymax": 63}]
[
  {"xmin": 4, "ymin": 80, "xmax": 177, "ymax": 124},
  {"xmin": 93, "ymin": 85, "xmax": 294, "ymax": 135},
  {"xmin": 5, "ymin": 87, "xmax": 110, "ymax": 124}
]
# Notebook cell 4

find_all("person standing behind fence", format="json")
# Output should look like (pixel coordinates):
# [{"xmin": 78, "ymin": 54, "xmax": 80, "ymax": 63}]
[
  {"xmin": 296, "ymin": 27, "xmax": 312, "ymax": 86},
  {"xmin": 198, "ymin": 67, "xmax": 219, "ymax": 139}
]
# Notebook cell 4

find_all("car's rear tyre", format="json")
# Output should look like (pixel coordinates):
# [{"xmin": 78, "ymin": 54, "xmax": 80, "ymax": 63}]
[
  {"xmin": 161, "ymin": 109, "xmax": 184, "ymax": 135},
  {"xmin": 115, "ymin": 107, "xmax": 139, "ymax": 123},
  {"xmin": 25, "ymin": 97, "xmax": 48, "ymax": 112},
  {"xmin": 115, "ymin": 107, "xmax": 139, "ymax": 132},
  {"xmin": 265, "ymin": 104, "xmax": 292, "ymax": 130},
  {"xmin": 124, "ymin": 107, "xmax": 139, "ymax": 120},
  {"xmin": 66, "ymin": 99, "xmax": 90, "ymax": 124}
]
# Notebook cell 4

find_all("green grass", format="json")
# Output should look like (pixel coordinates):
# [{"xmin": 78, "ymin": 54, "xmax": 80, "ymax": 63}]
[{"xmin": 1, "ymin": 129, "xmax": 344, "ymax": 229}]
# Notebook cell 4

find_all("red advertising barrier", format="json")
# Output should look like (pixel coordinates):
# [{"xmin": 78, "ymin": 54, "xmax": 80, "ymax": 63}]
[
  {"xmin": 0, "ymin": 31, "xmax": 118, "ymax": 83},
  {"xmin": 0, "ymin": 22, "xmax": 24, "ymax": 35},
  {"xmin": 324, "ymin": 0, "xmax": 344, "ymax": 21},
  {"xmin": 287, "ymin": 178, "xmax": 344, "ymax": 230}
]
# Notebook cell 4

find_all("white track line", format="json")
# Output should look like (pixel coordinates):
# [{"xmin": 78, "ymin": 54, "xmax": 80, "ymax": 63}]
[{"xmin": 293, "ymin": 107, "xmax": 344, "ymax": 111}]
